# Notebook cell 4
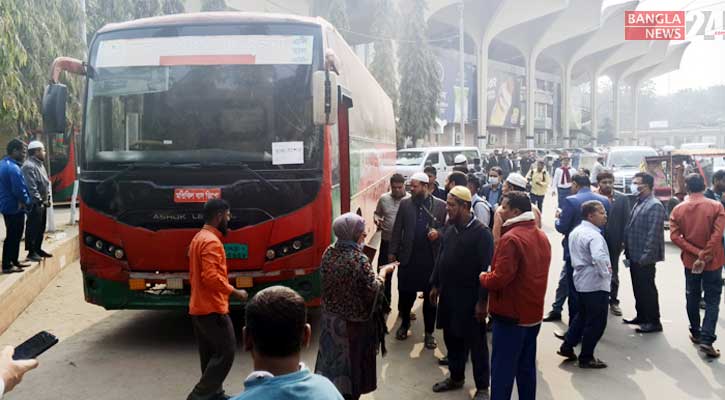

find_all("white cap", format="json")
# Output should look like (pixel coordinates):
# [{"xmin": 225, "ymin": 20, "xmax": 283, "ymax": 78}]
[
  {"xmin": 27, "ymin": 141, "xmax": 44, "ymax": 151},
  {"xmin": 454, "ymin": 154, "xmax": 467, "ymax": 164},
  {"xmin": 506, "ymin": 173, "xmax": 528, "ymax": 190},
  {"xmin": 410, "ymin": 172, "xmax": 430, "ymax": 184}
]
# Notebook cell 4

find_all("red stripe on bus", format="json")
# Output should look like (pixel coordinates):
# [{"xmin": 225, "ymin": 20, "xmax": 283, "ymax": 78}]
[{"xmin": 158, "ymin": 55, "xmax": 256, "ymax": 66}]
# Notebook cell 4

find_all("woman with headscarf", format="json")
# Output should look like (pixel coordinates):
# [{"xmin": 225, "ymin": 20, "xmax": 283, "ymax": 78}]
[{"xmin": 315, "ymin": 213, "xmax": 397, "ymax": 400}]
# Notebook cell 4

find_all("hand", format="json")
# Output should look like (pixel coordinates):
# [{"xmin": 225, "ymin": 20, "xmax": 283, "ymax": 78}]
[
  {"xmin": 555, "ymin": 209, "xmax": 561, "ymax": 219},
  {"xmin": 387, "ymin": 255, "xmax": 397, "ymax": 264},
  {"xmin": 474, "ymin": 301, "xmax": 487, "ymax": 323},
  {"xmin": 0, "ymin": 345, "xmax": 38, "ymax": 394},
  {"xmin": 379, "ymin": 262, "xmax": 398, "ymax": 279},
  {"xmin": 429, "ymin": 287, "xmax": 439, "ymax": 305},
  {"xmin": 231, "ymin": 289, "xmax": 248, "ymax": 302},
  {"xmin": 427, "ymin": 229, "xmax": 440, "ymax": 242}
]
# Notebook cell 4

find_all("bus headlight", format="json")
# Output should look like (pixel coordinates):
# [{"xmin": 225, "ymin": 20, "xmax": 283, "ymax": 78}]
[
  {"xmin": 84, "ymin": 234, "xmax": 126, "ymax": 260},
  {"xmin": 265, "ymin": 233, "xmax": 314, "ymax": 262}
]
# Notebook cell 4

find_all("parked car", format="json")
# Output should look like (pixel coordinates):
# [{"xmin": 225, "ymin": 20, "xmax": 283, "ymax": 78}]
[
  {"xmin": 396, "ymin": 146, "xmax": 481, "ymax": 185},
  {"xmin": 606, "ymin": 146, "xmax": 658, "ymax": 193}
]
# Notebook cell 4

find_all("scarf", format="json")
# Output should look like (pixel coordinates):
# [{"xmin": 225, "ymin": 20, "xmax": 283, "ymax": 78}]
[
  {"xmin": 560, "ymin": 166, "xmax": 571, "ymax": 185},
  {"xmin": 502, "ymin": 211, "xmax": 536, "ymax": 228}
]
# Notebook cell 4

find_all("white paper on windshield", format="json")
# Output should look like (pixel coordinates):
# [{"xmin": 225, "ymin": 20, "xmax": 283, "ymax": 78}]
[
  {"xmin": 272, "ymin": 142, "xmax": 304, "ymax": 165},
  {"xmin": 96, "ymin": 35, "xmax": 314, "ymax": 68}
]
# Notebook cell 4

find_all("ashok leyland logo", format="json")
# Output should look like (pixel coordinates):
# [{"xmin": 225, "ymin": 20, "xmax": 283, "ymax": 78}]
[{"xmin": 625, "ymin": 10, "xmax": 724, "ymax": 40}]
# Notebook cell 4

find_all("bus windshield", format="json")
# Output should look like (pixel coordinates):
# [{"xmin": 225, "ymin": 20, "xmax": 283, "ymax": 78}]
[{"xmin": 84, "ymin": 27, "xmax": 322, "ymax": 171}]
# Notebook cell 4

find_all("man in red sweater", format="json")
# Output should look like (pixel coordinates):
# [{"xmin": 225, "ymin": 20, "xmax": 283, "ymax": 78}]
[
  {"xmin": 188, "ymin": 199, "xmax": 249, "ymax": 400},
  {"xmin": 480, "ymin": 191, "xmax": 551, "ymax": 400},
  {"xmin": 670, "ymin": 173, "xmax": 725, "ymax": 358}
]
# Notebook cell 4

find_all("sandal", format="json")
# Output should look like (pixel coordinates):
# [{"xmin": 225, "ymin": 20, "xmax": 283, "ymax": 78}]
[
  {"xmin": 432, "ymin": 377, "xmax": 464, "ymax": 392},
  {"xmin": 700, "ymin": 344, "xmax": 721, "ymax": 358},
  {"xmin": 424, "ymin": 334, "xmax": 437, "ymax": 349},
  {"xmin": 578, "ymin": 358, "xmax": 608, "ymax": 369},
  {"xmin": 396, "ymin": 325, "xmax": 409, "ymax": 340}
]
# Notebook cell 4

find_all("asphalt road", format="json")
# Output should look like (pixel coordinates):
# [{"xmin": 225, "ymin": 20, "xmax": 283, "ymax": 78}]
[{"xmin": 1, "ymin": 198, "xmax": 724, "ymax": 400}]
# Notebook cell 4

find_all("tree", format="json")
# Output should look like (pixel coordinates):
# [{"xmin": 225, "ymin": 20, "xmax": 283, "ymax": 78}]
[
  {"xmin": 397, "ymin": 0, "xmax": 440, "ymax": 147},
  {"xmin": 325, "ymin": 0, "xmax": 351, "ymax": 41},
  {"xmin": 162, "ymin": 0, "xmax": 185, "ymax": 15},
  {"xmin": 200, "ymin": 0, "xmax": 228, "ymax": 12},
  {"xmin": 369, "ymin": 0, "xmax": 399, "ymax": 115}
]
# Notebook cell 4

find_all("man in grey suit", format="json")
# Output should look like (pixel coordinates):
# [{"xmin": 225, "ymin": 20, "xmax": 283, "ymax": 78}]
[
  {"xmin": 390, "ymin": 172, "xmax": 447, "ymax": 349},
  {"xmin": 594, "ymin": 171, "xmax": 631, "ymax": 316},
  {"xmin": 623, "ymin": 172, "xmax": 667, "ymax": 333}
]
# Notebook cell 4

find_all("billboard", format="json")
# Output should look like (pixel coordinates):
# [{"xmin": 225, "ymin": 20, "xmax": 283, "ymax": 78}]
[
  {"xmin": 436, "ymin": 49, "xmax": 477, "ymax": 125},
  {"xmin": 487, "ymin": 67, "xmax": 524, "ymax": 128}
]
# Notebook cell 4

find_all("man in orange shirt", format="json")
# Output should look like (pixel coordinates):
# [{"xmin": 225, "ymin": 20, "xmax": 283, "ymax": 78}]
[
  {"xmin": 670, "ymin": 174, "xmax": 725, "ymax": 359},
  {"xmin": 188, "ymin": 199, "xmax": 249, "ymax": 400}
]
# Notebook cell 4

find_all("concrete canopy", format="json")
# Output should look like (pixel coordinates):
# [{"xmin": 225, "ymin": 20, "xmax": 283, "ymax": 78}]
[{"xmin": 495, "ymin": 0, "xmax": 604, "ymax": 147}]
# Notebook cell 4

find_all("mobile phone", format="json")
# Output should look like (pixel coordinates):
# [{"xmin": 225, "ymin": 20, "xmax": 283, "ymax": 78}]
[{"xmin": 12, "ymin": 331, "xmax": 59, "ymax": 360}]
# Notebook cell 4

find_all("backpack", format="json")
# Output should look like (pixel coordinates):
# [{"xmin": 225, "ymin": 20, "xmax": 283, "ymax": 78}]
[{"xmin": 472, "ymin": 198, "xmax": 495, "ymax": 229}]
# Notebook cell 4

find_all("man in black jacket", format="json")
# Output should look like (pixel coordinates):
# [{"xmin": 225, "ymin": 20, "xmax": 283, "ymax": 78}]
[
  {"xmin": 594, "ymin": 171, "xmax": 631, "ymax": 316},
  {"xmin": 390, "ymin": 172, "xmax": 447, "ymax": 349},
  {"xmin": 704, "ymin": 169, "xmax": 725, "ymax": 208},
  {"xmin": 430, "ymin": 186, "xmax": 493, "ymax": 400}
]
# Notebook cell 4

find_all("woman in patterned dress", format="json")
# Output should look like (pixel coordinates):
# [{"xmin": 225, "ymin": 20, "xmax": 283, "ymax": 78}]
[{"xmin": 315, "ymin": 213, "xmax": 397, "ymax": 400}]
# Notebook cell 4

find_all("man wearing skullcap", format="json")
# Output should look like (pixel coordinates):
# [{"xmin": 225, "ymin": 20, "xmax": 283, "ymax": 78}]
[
  {"xmin": 390, "ymin": 172, "xmax": 446, "ymax": 349},
  {"xmin": 430, "ymin": 186, "xmax": 494, "ymax": 400},
  {"xmin": 22, "ymin": 141, "xmax": 53, "ymax": 262}
]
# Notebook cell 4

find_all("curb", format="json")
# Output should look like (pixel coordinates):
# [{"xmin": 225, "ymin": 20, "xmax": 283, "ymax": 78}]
[{"xmin": 0, "ymin": 227, "xmax": 79, "ymax": 335}]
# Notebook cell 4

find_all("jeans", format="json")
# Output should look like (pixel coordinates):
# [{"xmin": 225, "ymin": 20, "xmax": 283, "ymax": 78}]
[
  {"xmin": 685, "ymin": 267, "xmax": 723, "ymax": 345},
  {"xmin": 530, "ymin": 194, "xmax": 544, "ymax": 211},
  {"xmin": 609, "ymin": 250, "xmax": 622, "ymax": 305},
  {"xmin": 398, "ymin": 287, "xmax": 436, "ymax": 334},
  {"xmin": 557, "ymin": 187, "xmax": 571, "ymax": 206},
  {"xmin": 564, "ymin": 291, "xmax": 609, "ymax": 362},
  {"xmin": 188, "ymin": 314, "xmax": 236, "ymax": 400},
  {"xmin": 491, "ymin": 320, "xmax": 540, "ymax": 400},
  {"xmin": 377, "ymin": 240, "xmax": 392, "ymax": 302},
  {"xmin": 630, "ymin": 263, "xmax": 661, "ymax": 324},
  {"xmin": 444, "ymin": 322, "xmax": 489, "ymax": 390},
  {"xmin": 2, "ymin": 213, "xmax": 25, "ymax": 269}
]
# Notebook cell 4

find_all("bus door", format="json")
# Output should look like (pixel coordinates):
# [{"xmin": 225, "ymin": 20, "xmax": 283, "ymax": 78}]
[{"xmin": 338, "ymin": 89, "xmax": 353, "ymax": 214}]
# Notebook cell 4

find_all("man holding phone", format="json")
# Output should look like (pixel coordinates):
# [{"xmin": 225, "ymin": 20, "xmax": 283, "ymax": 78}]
[
  {"xmin": 0, "ymin": 345, "xmax": 38, "ymax": 396},
  {"xmin": 187, "ymin": 199, "xmax": 248, "ymax": 400}
]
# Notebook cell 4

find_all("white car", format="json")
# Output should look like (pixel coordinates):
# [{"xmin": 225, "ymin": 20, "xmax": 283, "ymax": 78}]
[
  {"xmin": 396, "ymin": 146, "xmax": 481, "ymax": 185},
  {"xmin": 606, "ymin": 146, "xmax": 658, "ymax": 193}
]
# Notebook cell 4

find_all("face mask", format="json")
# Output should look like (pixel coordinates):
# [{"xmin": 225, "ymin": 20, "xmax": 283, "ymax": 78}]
[
  {"xmin": 630, "ymin": 183, "xmax": 640, "ymax": 195},
  {"xmin": 489, "ymin": 177, "xmax": 499, "ymax": 185}
]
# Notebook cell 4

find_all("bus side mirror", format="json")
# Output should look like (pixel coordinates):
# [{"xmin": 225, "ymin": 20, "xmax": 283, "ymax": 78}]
[
  {"xmin": 42, "ymin": 83, "xmax": 68, "ymax": 134},
  {"xmin": 313, "ymin": 70, "xmax": 338, "ymax": 126}
]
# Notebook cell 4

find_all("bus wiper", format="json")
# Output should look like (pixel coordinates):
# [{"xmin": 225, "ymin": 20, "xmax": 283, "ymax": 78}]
[
  {"xmin": 96, "ymin": 162, "xmax": 201, "ymax": 192},
  {"xmin": 200, "ymin": 162, "xmax": 280, "ymax": 192}
]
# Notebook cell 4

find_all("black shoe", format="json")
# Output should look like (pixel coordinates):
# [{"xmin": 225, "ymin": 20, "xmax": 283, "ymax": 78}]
[
  {"xmin": 2, "ymin": 266, "xmax": 23, "ymax": 274},
  {"xmin": 579, "ymin": 358, "xmax": 608, "ymax": 369},
  {"xmin": 12, "ymin": 260, "xmax": 30, "ymax": 268},
  {"xmin": 424, "ymin": 333, "xmax": 438, "ymax": 349},
  {"xmin": 473, "ymin": 389, "xmax": 490, "ymax": 400},
  {"xmin": 636, "ymin": 323, "xmax": 663, "ymax": 333},
  {"xmin": 699, "ymin": 344, "xmax": 721, "ymax": 358},
  {"xmin": 557, "ymin": 346, "xmax": 577, "ymax": 361},
  {"xmin": 395, "ymin": 325, "xmax": 409, "ymax": 341},
  {"xmin": 438, "ymin": 356, "xmax": 449, "ymax": 366},
  {"xmin": 609, "ymin": 304, "xmax": 623, "ymax": 316},
  {"xmin": 432, "ymin": 377, "xmax": 464, "ymax": 393},
  {"xmin": 543, "ymin": 311, "xmax": 562, "ymax": 322},
  {"xmin": 623, "ymin": 317, "xmax": 643, "ymax": 325},
  {"xmin": 38, "ymin": 250, "xmax": 53, "ymax": 258},
  {"xmin": 553, "ymin": 330, "xmax": 567, "ymax": 341},
  {"xmin": 26, "ymin": 253, "xmax": 42, "ymax": 262}
]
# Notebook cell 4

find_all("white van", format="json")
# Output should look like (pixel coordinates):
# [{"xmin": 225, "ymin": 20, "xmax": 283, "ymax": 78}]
[{"xmin": 396, "ymin": 146, "xmax": 481, "ymax": 185}]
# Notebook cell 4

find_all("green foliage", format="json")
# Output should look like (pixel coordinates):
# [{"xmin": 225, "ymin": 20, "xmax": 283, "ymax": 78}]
[
  {"xmin": 397, "ymin": 0, "xmax": 440, "ymax": 147},
  {"xmin": 369, "ymin": 0, "xmax": 399, "ymax": 116},
  {"xmin": 326, "ymin": 0, "xmax": 351, "ymax": 41},
  {"xmin": 200, "ymin": 0, "xmax": 228, "ymax": 12}
]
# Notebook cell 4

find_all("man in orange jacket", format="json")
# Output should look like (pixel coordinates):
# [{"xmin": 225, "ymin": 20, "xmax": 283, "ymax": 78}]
[
  {"xmin": 480, "ymin": 191, "xmax": 551, "ymax": 400},
  {"xmin": 187, "ymin": 199, "xmax": 249, "ymax": 400}
]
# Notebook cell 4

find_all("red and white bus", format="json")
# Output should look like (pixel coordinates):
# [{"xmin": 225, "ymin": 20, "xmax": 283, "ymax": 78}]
[{"xmin": 42, "ymin": 12, "xmax": 396, "ymax": 309}]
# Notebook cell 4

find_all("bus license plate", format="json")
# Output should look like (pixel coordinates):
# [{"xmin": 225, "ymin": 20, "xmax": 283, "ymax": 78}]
[{"xmin": 236, "ymin": 276, "xmax": 253, "ymax": 288}]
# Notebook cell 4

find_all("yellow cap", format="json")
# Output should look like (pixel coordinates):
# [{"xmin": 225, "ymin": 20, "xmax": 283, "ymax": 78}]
[{"xmin": 448, "ymin": 186, "xmax": 472, "ymax": 202}]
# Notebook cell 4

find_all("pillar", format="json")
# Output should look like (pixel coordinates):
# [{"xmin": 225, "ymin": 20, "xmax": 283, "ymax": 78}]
[
  {"xmin": 590, "ymin": 69, "xmax": 598, "ymax": 147},
  {"xmin": 612, "ymin": 76, "xmax": 621, "ymax": 145},
  {"xmin": 632, "ymin": 80, "xmax": 640, "ymax": 145},
  {"xmin": 525, "ymin": 50, "xmax": 538, "ymax": 148},
  {"xmin": 560, "ymin": 62, "xmax": 571, "ymax": 148},
  {"xmin": 477, "ymin": 39, "xmax": 490, "ymax": 150}
]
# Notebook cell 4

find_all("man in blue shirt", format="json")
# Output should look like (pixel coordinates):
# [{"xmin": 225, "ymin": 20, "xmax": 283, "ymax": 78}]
[
  {"xmin": 232, "ymin": 286, "xmax": 343, "ymax": 400},
  {"xmin": 0, "ymin": 139, "xmax": 31, "ymax": 274}
]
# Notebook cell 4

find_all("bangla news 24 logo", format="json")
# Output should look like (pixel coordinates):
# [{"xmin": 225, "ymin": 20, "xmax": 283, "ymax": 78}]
[{"xmin": 625, "ymin": 10, "xmax": 725, "ymax": 40}]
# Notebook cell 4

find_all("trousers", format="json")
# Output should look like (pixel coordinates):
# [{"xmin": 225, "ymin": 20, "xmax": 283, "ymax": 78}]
[
  {"xmin": 685, "ymin": 267, "xmax": 723, "ymax": 345},
  {"xmin": 563, "ymin": 291, "xmax": 609, "ymax": 362},
  {"xmin": 630, "ymin": 263, "xmax": 661, "ymax": 324},
  {"xmin": 398, "ymin": 287, "xmax": 436, "ymax": 334},
  {"xmin": 444, "ymin": 322, "xmax": 489, "ymax": 390},
  {"xmin": 188, "ymin": 314, "xmax": 236, "ymax": 400},
  {"xmin": 25, "ymin": 204, "xmax": 46, "ymax": 254},
  {"xmin": 2, "ymin": 213, "xmax": 25, "ymax": 269},
  {"xmin": 491, "ymin": 320, "xmax": 540, "ymax": 400}
]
